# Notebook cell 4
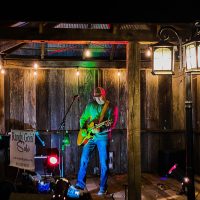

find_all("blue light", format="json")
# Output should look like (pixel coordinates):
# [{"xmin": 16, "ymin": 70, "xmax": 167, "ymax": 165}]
[{"xmin": 37, "ymin": 181, "xmax": 51, "ymax": 193}]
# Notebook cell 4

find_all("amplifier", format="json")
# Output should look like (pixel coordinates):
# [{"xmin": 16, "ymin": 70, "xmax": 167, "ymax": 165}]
[{"xmin": 34, "ymin": 156, "xmax": 52, "ymax": 176}]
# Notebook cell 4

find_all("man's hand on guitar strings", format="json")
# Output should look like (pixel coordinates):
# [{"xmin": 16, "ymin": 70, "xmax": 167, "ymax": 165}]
[
  {"xmin": 81, "ymin": 129, "xmax": 87, "ymax": 137},
  {"xmin": 104, "ymin": 120, "xmax": 112, "ymax": 127}
]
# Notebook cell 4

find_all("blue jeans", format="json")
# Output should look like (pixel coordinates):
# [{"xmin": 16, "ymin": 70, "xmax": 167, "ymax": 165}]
[{"xmin": 76, "ymin": 139, "xmax": 109, "ymax": 191}]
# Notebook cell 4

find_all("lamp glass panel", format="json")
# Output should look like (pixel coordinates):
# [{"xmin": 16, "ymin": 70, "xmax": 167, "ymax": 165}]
[
  {"xmin": 186, "ymin": 44, "xmax": 196, "ymax": 69},
  {"xmin": 154, "ymin": 47, "xmax": 172, "ymax": 71}
]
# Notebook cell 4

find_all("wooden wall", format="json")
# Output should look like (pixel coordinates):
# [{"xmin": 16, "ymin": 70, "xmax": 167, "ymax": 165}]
[{"xmin": 1, "ymin": 64, "xmax": 200, "ymax": 175}]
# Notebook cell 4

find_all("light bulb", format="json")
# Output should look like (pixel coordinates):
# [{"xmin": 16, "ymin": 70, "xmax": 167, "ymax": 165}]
[
  {"xmin": 146, "ymin": 48, "xmax": 151, "ymax": 57},
  {"xmin": 34, "ymin": 63, "xmax": 38, "ymax": 69},
  {"xmin": 33, "ymin": 70, "xmax": 37, "ymax": 76},
  {"xmin": 76, "ymin": 70, "xmax": 80, "ymax": 76},
  {"xmin": 117, "ymin": 71, "xmax": 121, "ymax": 76},
  {"xmin": 1, "ymin": 68, "xmax": 5, "ymax": 74},
  {"xmin": 84, "ymin": 49, "xmax": 91, "ymax": 57}
]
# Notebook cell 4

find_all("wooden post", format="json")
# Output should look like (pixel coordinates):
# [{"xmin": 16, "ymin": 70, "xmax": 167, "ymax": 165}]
[
  {"xmin": 0, "ymin": 74, "xmax": 5, "ymax": 132},
  {"xmin": 127, "ymin": 41, "xmax": 141, "ymax": 200}
]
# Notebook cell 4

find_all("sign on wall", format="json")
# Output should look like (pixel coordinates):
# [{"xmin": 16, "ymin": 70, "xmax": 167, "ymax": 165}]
[{"xmin": 9, "ymin": 130, "xmax": 35, "ymax": 171}]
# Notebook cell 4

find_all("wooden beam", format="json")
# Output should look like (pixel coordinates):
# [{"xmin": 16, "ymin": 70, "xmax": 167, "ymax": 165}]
[
  {"xmin": 4, "ymin": 59, "xmax": 126, "ymax": 68},
  {"xmin": 109, "ymin": 44, "xmax": 116, "ymax": 61},
  {"xmin": 0, "ymin": 27, "xmax": 158, "ymax": 42},
  {"xmin": 127, "ymin": 41, "xmax": 141, "ymax": 200},
  {"xmin": 0, "ymin": 41, "xmax": 26, "ymax": 53}
]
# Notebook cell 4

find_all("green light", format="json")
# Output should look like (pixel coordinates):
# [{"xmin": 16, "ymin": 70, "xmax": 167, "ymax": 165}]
[{"xmin": 79, "ymin": 61, "xmax": 96, "ymax": 68}]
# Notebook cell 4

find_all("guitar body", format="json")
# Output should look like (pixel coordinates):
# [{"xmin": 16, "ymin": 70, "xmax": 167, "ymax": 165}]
[
  {"xmin": 77, "ymin": 119, "xmax": 112, "ymax": 146},
  {"xmin": 77, "ymin": 121, "xmax": 96, "ymax": 146}
]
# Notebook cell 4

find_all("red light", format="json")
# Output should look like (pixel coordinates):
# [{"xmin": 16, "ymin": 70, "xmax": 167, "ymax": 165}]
[
  {"xmin": 168, "ymin": 164, "xmax": 177, "ymax": 174},
  {"xmin": 47, "ymin": 155, "xmax": 59, "ymax": 166},
  {"xmin": 46, "ymin": 148, "xmax": 59, "ymax": 171}
]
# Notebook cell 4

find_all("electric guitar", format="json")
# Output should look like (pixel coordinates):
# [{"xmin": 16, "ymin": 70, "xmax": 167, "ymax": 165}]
[{"xmin": 77, "ymin": 119, "xmax": 113, "ymax": 146}]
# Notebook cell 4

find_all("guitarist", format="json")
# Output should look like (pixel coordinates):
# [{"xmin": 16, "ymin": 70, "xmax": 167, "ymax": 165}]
[{"xmin": 74, "ymin": 87, "xmax": 118, "ymax": 196}]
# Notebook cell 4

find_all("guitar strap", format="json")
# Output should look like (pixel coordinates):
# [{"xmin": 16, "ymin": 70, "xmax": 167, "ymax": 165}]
[{"xmin": 98, "ymin": 100, "xmax": 110, "ymax": 123}]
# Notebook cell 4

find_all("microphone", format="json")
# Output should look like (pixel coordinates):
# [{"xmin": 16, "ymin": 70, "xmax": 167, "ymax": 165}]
[{"xmin": 73, "ymin": 94, "xmax": 79, "ymax": 99}]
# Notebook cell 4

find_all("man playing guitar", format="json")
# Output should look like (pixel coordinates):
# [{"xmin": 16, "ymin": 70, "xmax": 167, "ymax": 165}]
[{"xmin": 74, "ymin": 87, "xmax": 118, "ymax": 195}]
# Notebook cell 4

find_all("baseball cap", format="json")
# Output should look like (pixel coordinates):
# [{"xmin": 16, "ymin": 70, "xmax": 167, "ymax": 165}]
[{"xmin": 93, "ymin": 87, "xmax": 106, "ymax": 97}]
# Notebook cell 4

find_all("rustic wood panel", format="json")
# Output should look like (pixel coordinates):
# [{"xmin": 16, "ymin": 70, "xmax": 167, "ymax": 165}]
[
  {"xmin": 172, "ymin": 65, "xmax": 185, "ymax": 130},
  {"xmin": 159, "ymin": 132, "xmax": 185, "ymax": 151},
  {"xmin": 102, "ymin": 69, "xmax": 119, "ymax": 129},
  {"xmin": 120, "ymin": 130, "xmax": 127, "ymax": 173},
  {"xmin": 49, "ymin": 69, "xmax": 65, "ymax": 130},
  {"xmin": 140, "ymin": 70, "xmax": 146, "ymax": 130},
  {"xmin": 64, "ymin": 131, "xmax": 80, "ymax": 177},
  {"xmin": 141, "ymin": 131, "xmax": 150, "ymax": 172},
  {"xmin": 146, "ymin": 70, "xmax": 159, "ymax": 129},
  {"xmin": 4, "ymin": 69, "xmax": 10, "ymax": 131},
  {"xmin": 9, "ymin": 69, "xmax": 24, "ymax": 130},
  {"xmin": 194, "ymin": 133, "xmax": 200, "ymax": 175},
  {"xmin": 158, "ymin": 75, "xmax": 172, "ymax": 129},
  {"xmin": 146, "ymin": 133, "xmax": 160, "ymax": 172},
  {"xmin": 196, "ymin": 76, "xmax": 200, "ymax": 131},
  {"xmin": 24, "ymin": 69, "xmax": 36, "ymax": 129},
  {"xmin": 36, "ymin": 69, "xmax": 50, "ymax": 130},
  {"xmin": 0, "ymin": 74, "xmax": 4, "ymax": 131},
  {"xmin": 109, "ymin": 129, "xmax": 121, "ymax": 174},
  {"xmin": 64, "ymin": 68, "xmax": 79, "ymax": 131},
  {"xmin": 78, "ymin": 68, "xmax": 96, "ymax": 114},
  {"xmin": 119, "ymin": 69, "xmax": 127, "ymax": 129},
  {"xmin": 192, "ymin": 75, "xmax": 197, "ymax": 130}
]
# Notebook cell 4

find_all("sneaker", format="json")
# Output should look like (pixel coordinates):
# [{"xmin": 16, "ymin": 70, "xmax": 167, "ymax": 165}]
[
  {"xmin": 97, "ymin": 190, "xmax": 107, "ymax": 195},
  {"xmin": 74, "ymin": 185, "xmax": 84, "ymax": 190}
]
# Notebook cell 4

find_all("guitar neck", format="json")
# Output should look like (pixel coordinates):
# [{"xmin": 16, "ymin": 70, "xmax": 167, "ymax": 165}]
[{"xmin": 94, "ymin": 120, "xmax": 108, "ymax": 129}]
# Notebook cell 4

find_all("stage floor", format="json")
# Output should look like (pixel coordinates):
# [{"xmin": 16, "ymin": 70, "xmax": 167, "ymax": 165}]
[{"xmin": 70, "ymin": 173, "xmax": 200, "ymax": 200}]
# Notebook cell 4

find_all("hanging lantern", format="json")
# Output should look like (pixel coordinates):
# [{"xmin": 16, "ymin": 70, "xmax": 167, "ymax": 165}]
[
  {"xmin": 152, "ymin": 40, "xmax": 175, "ymax": 75},
  {"xmin": 183, "ymin": 40, "xmax": 200, "ymax": 73}
]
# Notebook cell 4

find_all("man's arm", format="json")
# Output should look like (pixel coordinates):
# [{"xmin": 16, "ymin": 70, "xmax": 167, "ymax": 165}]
[{"xmin": 100, "ymin": 105, "xmax": 118, "ymax": 133}]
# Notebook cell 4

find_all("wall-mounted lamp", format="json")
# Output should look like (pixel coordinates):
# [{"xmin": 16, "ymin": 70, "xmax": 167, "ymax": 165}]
[
  {"xmin": 151, "ymin": 26, "xmax": 181, "ymax": 75},
  {"xmin": 183, "ymin": 22, "xmax": 200, "ymax": 73}
]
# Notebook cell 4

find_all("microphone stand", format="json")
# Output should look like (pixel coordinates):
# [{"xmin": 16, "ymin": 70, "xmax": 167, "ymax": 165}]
[{"xmin": 57, "ymin": 95, "xmax": 79, "ymax": 177}]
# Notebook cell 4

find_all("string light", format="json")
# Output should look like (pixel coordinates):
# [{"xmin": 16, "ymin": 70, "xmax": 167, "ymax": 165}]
[
  {"xmin": 33, "ymin": 70, "xmax": 37, "ymax": 77},
  {"xmin": 34, "ymin": 62, "xmax": 38, "ymax": 69},
  {"xmin": 145, "ymin": 47, "xmax": 152, "ymax": 57},
  {"xmin": 84, "ymin": 49, "xmax": 91, "ymax": 58},
  {"xmin": 1, "ymin": 68, "xmax": 5, "ymax": 74},
  {"xmin": 76, "ymin": 68, "xmax": 80, "ymax": 76},
  {"xmin": 117, "ymin": 69, "xmax": 121, "ymax": 77},
  {"xmin": 33, "ymin": 62, "xmax": 39, "ymax": 77}
]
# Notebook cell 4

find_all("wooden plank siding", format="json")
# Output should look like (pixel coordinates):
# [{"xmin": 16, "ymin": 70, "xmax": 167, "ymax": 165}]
[
  {"xmin": 0, "ymin": 74, "xmax": 4, "ymax": 131},
  {"xmin": 9, "ymin": 69, "xmax": 24, "ymax": 130},
  {"xmin": 24, "ymin": 69, "xmax": 36, "ymax": 129},
  {"xmin": 2, "ymin": 65, "xmax": 200, "ymax": 177}
]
